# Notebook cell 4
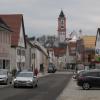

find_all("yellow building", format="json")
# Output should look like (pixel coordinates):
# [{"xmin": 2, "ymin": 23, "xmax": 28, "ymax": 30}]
[
  {"xmin": 82, "ymin": 36, "xmax": 96, "ymax": 65},
  {"xmin": 83, "ymin": 36, "xmax": 96, "ymax": 49}
]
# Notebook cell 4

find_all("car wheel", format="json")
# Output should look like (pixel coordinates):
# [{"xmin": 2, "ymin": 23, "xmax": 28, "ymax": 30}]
[
  {"xmin": 35, "ymin": 83, "xmax": 38, "ymax": 87},
  {"xmin": 13, "ymin": 84, "xmax": 17, "ymax": 88},
  {"xmin": 82, "ymin": 82, "xmax": 90, "ymax": 90},
  {"xmin": 14, "ymin": 85, "xmax": 16, "ymax": 88}
]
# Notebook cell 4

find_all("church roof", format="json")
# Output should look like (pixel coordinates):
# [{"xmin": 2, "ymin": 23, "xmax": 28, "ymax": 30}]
[{"xmin": 59, "ymin": 10, "xmax": 65, "ymax": 17}]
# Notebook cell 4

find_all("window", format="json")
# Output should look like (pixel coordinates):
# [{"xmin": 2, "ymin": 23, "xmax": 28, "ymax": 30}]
[
  {"xmin": 83, "ymin": 72, "xmax": 98, "ymax": 77},
  {"xmin": 5, "ymin": 60, "xmax": 10, "ymax": 69},
  {"xmin": 32, "ymin": 53, "xmax": 35, "ymax": 59},
  {"xmin": 22, "ymin": 50, "xmax": 25, "ymax": 56},
  {"xmin": 0, "ymin": 60, "xmax": 3, "ymax": 69},
  {"xmin": 95, "ymin": 49, "xmax": 100, "ymax": 55},
  {"xmin": 17, "ymin": 49, "xmax": 21, "ymax": 55}
]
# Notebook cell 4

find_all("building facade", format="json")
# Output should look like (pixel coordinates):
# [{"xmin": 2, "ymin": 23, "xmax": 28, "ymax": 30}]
[
  {"xmin": 76, "ymin": 35, "xmax": 96, "ymax": 69},
  {"xmin": 29, "ymin": 39, "xmax": 49, "ymax": 73},
  {"xmin": 95, "ymin": 28, "xmax": 100, "ymax": 68},
  {"xmin": 0, "ymin": 14, "xmax": 26, "ymax": 71},
  {"xmin": 0, "ymin": 18, "xmax": 12, "ymax": 70}
]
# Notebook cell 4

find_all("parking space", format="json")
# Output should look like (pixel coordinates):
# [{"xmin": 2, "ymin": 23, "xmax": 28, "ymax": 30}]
[{"xmin": 57, "ymin": 78, "xmax": 100, "ymax": 100}]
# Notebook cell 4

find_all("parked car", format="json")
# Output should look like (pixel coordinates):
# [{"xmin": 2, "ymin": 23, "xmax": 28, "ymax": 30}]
[
  {"xmin": 72, "ymin": 70, "xmax": 86, "ymax": 80},
  {"xmin": 48, "ymin": 63, "xmax": 56, "ymax": 73},
  {"xmin": 13, "ymin": 71, "xmax": 38, "ymax": 88},
  {"xmin": 77, "ymin": 69, "xmax": 100, "ymax": 90},
  {"xmin": 0, "ymin": 69, "xmax": 12, "ymax": 85}
]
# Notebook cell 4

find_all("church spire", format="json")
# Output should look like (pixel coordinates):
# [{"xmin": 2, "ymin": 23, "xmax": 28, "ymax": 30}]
[
  {"xmin": 59, "ymin": 10, "xmax": 65, "ymax": 17},
  {"xmin": 58, "ymin": 10, "xmax": 66, "ymax": 43}
]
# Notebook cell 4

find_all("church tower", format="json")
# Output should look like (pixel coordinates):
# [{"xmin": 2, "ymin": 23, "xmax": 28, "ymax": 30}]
[{"xmin": 58, "ymin": 10, "xmax": 66, "ymax": 43}]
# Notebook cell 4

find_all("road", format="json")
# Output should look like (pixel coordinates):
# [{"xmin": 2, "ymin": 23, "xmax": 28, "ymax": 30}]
[{"xmin": 0, "ymin": 72, "xmax": 72, "ymax": 100}]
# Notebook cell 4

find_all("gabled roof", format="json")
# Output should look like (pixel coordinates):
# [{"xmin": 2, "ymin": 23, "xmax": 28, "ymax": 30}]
[
  {"xmin": 26, "ymin": 36, "xmax": 35, "ymax": 48},
  {"xmin": 0, "ymin": 14, "xmax": 26, "ymax": 47},
  {"xmin": 0, "ymin": 17, "xmax": 12, "ymax": 32},
  {"xmin": 59, "ymin": 10, "xmax": 65, "ymax": 18}
]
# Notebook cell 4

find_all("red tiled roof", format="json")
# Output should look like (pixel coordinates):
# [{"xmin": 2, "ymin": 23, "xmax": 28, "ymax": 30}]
[
  {"xmin": 0, "ymin": 14, "xmax": 23, "ymax": 46},
  {"xmin": 54, "ymin": 47, "xmax": 66, "ymax": 57}
]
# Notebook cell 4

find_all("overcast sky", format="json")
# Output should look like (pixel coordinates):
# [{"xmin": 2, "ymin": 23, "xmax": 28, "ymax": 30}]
[{"xmin": 0, "ymin": 0, "xmax": 100, "ymax": 37}]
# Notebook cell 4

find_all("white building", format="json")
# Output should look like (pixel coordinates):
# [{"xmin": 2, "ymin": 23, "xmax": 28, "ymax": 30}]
[
  {"xmin": 28, "ymin": 40, "xmax": 49, "ymax": 73},
  {"xmin": 0, "ymin": 18, "xmax": 12, "ymax": 70},
  {"xmin": 95, "ymin": 28, "xmax": 100, "ymax": 68},
  {"xmin": 25, "ymin": 37, "xmax": 35, "ymax": 70},
  {"xmin": 0, "ymin": 15, "xmax": 26, "ymax": 71}
]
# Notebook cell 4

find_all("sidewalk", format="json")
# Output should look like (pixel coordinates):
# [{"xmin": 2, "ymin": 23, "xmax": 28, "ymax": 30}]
[{"xmin": 57, "ymin": 78, "xmax": 100, "ymax": 100}]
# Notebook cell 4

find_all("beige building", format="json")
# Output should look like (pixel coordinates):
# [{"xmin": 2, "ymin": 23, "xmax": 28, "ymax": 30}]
[{"xmin": 76, "ymin": 35, "xmax": 96, "ymax": 68}]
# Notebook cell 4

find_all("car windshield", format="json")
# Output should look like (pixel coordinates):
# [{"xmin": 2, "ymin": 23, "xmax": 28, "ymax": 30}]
[
  {"xmin": 0, "ymin": 70, "xmax": 7, "ymax": 75},
  {"xmin": 79, "ymin": 71, "xmax": 89, "ymax": 76},
  {"xmin": 17, "ymin": 72, "xmax": 33, "ymax": 77}
]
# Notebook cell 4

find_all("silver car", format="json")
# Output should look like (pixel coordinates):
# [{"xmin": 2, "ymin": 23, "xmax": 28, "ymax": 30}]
[
  {"xmin": 0, "ymin": 69, "xmax": 12, "ymax": 84},
  {"xmin": 13, "ymin": 71, "xmax": 38, "ymax": 88}
]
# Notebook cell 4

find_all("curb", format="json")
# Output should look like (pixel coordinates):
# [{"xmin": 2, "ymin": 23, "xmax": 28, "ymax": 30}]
[{"xmin": 0, "ymin": 84, "xmax": 11, "ymax": 89}]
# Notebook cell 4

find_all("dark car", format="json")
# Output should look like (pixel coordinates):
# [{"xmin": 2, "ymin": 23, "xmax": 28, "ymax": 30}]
[
  {"xmin": 48, "ymin": 63, "xmax": 56, "ymax": 73},
  {"xmin": 77, "ymin": 69, "xmax": 100, "ymax": 90},
  {"xmin": 73, "ymin": 70, "xmax": 85, "ymax": 80}
]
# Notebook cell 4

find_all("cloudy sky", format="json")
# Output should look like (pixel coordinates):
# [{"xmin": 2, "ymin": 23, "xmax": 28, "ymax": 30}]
[{"xmin": 0, "ymin": 0, "xmax": 100, "ymax": 37}]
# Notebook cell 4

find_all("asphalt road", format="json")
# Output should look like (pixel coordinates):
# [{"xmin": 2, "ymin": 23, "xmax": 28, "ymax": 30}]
[{"xmin": 0, "ymin": 72, "xmax": 72, "ymax": 100}]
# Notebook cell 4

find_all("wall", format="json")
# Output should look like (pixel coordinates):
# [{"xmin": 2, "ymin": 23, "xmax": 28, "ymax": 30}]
[
  {"xmin": 10, "ymin": 48, "xmax": 16, "ymax": 71},
  {"xmin": 25, "ymin": 41, "xmax": 31, "ymax": 69}
]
